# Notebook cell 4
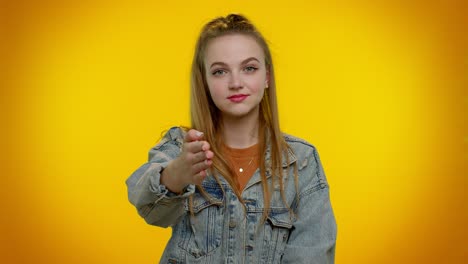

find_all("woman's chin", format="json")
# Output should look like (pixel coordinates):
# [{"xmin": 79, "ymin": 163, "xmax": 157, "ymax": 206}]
[{"xmin": 221, "ymin": 108, "xmax": 259, "ymax": 120}]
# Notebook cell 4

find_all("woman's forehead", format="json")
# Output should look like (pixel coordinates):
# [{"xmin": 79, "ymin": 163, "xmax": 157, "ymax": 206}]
[{"xmin": 204, "ymin": 34, "xmax": 265, "ymax": 66}]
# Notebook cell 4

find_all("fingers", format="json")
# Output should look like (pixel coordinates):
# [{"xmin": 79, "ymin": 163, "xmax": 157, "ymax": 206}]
[
  {"xmin": 184, "ymin": 140, "xmax": 211, "ymax": 154},
  {"xmin": 189, "ymin": 159, "xmax": 212, "ymax": 185},
  {"xmin": 184, "ymin": 141, "xmax": 203, "ymax": 153},
  {"xmin": 182, "ymin": 129, "xmax": 214, "ymax": 186},
  {"xmin": 205, "ymin": 149, "xmax": 214, "ymax": 159},
  {"xmin": 184, "ymin": 129, "xmax": 204, "ymax": 143},
  {"xmin": 191, "ymin": 158, "xmax": 212, "ymax": 175},
  {"xmin": 189, "ymin": 150, "xmax": 210, "ymax": 165},
  {"xmin": 201, "ymin": 141, "xmax": 210, "ymax": 152}
]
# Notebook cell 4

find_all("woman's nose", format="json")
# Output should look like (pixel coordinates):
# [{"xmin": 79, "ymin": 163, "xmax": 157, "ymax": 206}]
[{"xmin": 228, "ymin": 72, "xmax": 243, "ymax": 89}]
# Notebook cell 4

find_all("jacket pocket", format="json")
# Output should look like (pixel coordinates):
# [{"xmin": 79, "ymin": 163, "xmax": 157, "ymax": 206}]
[
  {"xmin": 177, "ymin": 186, "xmax": 224, "ymax": 259},
  {"xmin": 262, "ymin": 208, "xmax": 293, "ymax": 263}
]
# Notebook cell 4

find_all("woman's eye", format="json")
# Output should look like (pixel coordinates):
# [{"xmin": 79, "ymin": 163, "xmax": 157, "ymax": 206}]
[
  {"xmin": 212, "ymin": 69, "xmax": 226, "ymax": 76},
  {"xmin": 244, "ymin": 66, "xmax": 258, "ymax": 72}
]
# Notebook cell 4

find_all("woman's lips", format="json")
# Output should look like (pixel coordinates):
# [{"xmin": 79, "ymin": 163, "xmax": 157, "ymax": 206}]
[{"xmin": 228, "ymin": 94, "xmax": 248, "ymax": 102}]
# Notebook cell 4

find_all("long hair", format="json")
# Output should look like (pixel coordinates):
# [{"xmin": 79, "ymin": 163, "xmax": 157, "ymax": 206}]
[{"xmin": 189, "ymin": 14, "xmax": 299, "ymax": 225}]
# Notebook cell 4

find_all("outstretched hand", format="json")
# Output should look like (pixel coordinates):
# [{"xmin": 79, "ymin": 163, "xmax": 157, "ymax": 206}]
[{"xmin": 161, "ymin": 129, "xmax": 214, "ymax": 193}]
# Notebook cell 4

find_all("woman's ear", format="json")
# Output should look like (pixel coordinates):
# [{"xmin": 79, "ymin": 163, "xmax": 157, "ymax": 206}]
[{"xmin": 265, "ymin": 69, "xmax": 270, "ymax": 88}]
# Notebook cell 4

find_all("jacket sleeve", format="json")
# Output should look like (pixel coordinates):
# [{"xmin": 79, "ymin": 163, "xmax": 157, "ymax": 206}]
[
  {"xmin": 281, "ymin": 147, "xmax": 337, "ymax": 264},
  {"xmin": 125, "ymin": 127, "xmax": 195, "ymax": 228}
]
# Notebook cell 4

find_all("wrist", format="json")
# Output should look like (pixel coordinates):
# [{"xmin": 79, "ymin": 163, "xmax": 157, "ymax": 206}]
[{"xmin": 161, "ymin": 162, "xmax": 186, "ymax": 194}]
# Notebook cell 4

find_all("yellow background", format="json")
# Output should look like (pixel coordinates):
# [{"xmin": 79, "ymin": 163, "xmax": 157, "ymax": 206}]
[{"xmin": 2, "ymin": 0, "xmax": 466, "ymax": 263}]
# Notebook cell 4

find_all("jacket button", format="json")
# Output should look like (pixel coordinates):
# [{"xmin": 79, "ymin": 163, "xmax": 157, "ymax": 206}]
[{"xmin": 229, "ymin": 221, "xmax": 237, "ymax": 228}]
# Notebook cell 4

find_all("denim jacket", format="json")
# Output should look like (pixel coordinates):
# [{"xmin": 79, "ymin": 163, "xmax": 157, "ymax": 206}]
[{"xmin": 126, "ymin": 127, "xmax": 337, "ymax": 263}]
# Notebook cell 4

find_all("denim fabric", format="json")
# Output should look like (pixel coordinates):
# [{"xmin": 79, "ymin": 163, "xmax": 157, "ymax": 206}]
[{"xmin": 126, "ymin": 127, "xmax": 337, "ymax": 263}]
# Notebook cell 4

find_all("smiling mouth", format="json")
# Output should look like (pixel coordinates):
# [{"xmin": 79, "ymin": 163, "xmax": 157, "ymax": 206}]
[
  {"xmin": 228, "ymin": 94, "xmax": 248, "ymax": 99},
  {"xmin": 228, "ymin": 94, "xmax": 249, "ymax": 102}
]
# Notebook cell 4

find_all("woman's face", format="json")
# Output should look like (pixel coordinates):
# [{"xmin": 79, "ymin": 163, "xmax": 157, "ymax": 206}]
[{"xmin": 204, "ymin": 34, "xmax": 269, "ymax": 120}]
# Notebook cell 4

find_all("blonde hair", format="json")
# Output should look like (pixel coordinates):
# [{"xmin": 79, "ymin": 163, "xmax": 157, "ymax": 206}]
[{"xmin": 189, "ymin": 14, "xmax": 298, "ymax": 225}]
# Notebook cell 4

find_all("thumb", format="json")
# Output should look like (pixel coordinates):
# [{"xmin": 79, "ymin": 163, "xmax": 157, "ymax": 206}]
[{"xmin": 184, "ymin": 129, "xmax": 204, "ymax": 142}]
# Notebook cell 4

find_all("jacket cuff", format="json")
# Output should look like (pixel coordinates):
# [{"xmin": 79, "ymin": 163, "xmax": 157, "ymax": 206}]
[{"xmin": 148, "ymin": 162, "xmax": 195, "ymax": 200}]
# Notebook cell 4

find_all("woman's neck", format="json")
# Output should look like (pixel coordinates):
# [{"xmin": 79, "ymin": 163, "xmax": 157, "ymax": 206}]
[{"xmin": 221, "ymin": 109, "xmax": 259, "ymax": 149}]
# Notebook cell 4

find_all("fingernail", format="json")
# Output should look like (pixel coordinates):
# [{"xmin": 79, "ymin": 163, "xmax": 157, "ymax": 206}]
[{"xmin": 196, "ymin": 131, "xmax": 204, "ymax": 137}]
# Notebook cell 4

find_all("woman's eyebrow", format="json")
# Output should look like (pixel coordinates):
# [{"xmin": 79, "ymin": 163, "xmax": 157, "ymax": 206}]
[{"xmin": 209, "ymin": 57, "xmax": 260, "ymax": 69}]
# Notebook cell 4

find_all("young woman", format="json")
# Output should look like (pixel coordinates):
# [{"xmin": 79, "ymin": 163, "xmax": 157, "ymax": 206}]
[{"xmin": 126, "ymin": 14, "xmax": 337, "ymax": 263}]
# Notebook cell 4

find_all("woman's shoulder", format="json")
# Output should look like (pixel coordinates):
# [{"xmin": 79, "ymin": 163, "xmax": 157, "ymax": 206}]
[
  {"xmin": 147, "ymin": 126, "xmax": 187, "ymax": 161},
  {"xmin": 149, "ymin": 126, "xmax": 188, "ymax": 151},
  {"xmin": 281, "ymin": 132, "xmax": 323, "ymax": 169},
  {"xmin": 158, "ymin": 126, "xmax": 188, "ymax": 142},
  {"xmin": 282, "ymin": 132, "xmax": 317, "ymax": 153},
  {"xmin": 282, "ymin": 132, "xmax": 329, "ymax": 188}
]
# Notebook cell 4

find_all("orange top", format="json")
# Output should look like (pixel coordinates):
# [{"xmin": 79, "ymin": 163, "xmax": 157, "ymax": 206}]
[{"xmin": 222, "ymin": 143, "xmax": 259, "ymax": 192}]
